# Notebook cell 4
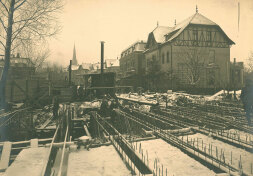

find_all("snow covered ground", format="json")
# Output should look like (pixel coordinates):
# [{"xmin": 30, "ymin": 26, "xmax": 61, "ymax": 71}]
[
  {"xmin": 118, "ymin": 90, "xmax": 243, "ymax": 106},
  {"xmin": 67, "ymin": 145, "xmax": 132, "ymax": 176},
  {"xmin": 204, "ymin": 90, "xmax": 241, "ymax": 101},
  {"xmin": 2, "ymin": 147, "xmax": 49, "ymax": 176},
  {"xmin": 138, "ymin": 139, "xmax": 216, "ymax": 176},
  {"xmin": 182, "ymin": 133, "xmax": 253, "ymax": 174}
]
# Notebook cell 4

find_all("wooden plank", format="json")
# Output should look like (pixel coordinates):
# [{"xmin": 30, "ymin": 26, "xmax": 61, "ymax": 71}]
[
  {"xmin": 39, "ymin": 116, "xmax": 53, "ymax": 129},
  {"xmin": 30, "ymin": 139, "xmax": 38, "ymax": 148},
  {"xmin": 0, "ymin": 141, "xmax": 12, "ymax": 171},
  {"xmin": 83, "ymin": 125, "xmax": 91, "ymax": 137}
]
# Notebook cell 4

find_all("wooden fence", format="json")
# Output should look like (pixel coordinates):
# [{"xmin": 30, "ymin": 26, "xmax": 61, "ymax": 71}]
[
  {"xmin": 4, "ymin": 78, "xmax": 74, "ymax": 104},
  {"xmin": 5, "ymin": 79, "xmax": 49, "ymax": 103}
]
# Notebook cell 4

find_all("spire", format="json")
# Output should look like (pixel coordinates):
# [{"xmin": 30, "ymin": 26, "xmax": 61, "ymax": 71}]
[
  {"xmin": 72, "ymin": 43, "xmax": 78, "ymax": 65},
  {"xmin": 196, "ymin": 5, "xmax": 198, "ymax": 13},
  {"xmin": 157, "ymin": 21, "xmax": 159, "ymax": 27},
  {"xmin": 174, "ymin": 19, "xmax": 176, "ymax": 26}
]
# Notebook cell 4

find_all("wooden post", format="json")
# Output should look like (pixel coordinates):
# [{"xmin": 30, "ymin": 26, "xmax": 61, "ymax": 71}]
[
  {"xmin": 30, "ymin": 139, "xmax": 38, "ymax": 148},
  {"xmin": 233, "ymin": 58, "xmax": 236, "ymax": 99},
  {"xmin": 165, "ymin": 96, "xmax": 168, "ymax": 109},
  {"xmin": 0, "ymin": 142, "xmax": 12, "ymax": 171},
  {"xmin": 231, "ymin": 151, "xmax": 232, "ymax": 164}
]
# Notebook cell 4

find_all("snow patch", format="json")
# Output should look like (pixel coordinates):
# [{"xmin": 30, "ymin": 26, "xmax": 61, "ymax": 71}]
[
  {"xmin": 2, "ymin": 147, "xmax": 48, "ymax": 176},
  {"xmin": 67, "ymin": 145, "xmax": 131, "ymax": 176}
]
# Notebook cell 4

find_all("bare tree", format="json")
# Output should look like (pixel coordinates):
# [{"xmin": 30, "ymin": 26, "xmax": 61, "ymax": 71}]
[
  {"xmin": 176, "ymin": 47, "xmax": 208, "ymax": 86},
  {"xmin": 0, "ymin": 0, "xmax": 63, "ymax": 109},
  {"xmin": 19, "ymin": 40, "xmax": 51, "ymax": 71},
  {"xmin": 146, "ymin": 57, "xmax": 166, "ymax": 91},
  {"xmin": 246, "ymin": 51, "xmax": 253, "ymax": 73}
]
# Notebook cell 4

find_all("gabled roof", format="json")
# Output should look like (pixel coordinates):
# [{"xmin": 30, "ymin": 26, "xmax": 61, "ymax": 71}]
[
  {"xmin": 146, "ymin": 12, "xmax": 234, "ymax": 48},
  {"xmin": 152, "ymin": 26, "xmax": 173, "ymax": 43},
  {"xmin": 121, "ymin": 40, "xmax": 146, "ymax": 54},
  {"xmin": 81, "ymin": 63, "xmax": 93, "ymax": 70},
  {"xmin": 165, "ymin": 12, "xmax": 234, "ymax": 44}
]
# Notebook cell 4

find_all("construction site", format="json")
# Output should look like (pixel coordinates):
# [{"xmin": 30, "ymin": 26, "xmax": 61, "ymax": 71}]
[
  {"xmin": 0, "ymin": 87, "xmax": 252, "ymax": 176},
  {"xmin": 0, "ymin": 2, "xmax": 253, "ymax": 175},
  {"xmin": 0, "ymin": 42, "xmax": 252, "ymax": 176}
]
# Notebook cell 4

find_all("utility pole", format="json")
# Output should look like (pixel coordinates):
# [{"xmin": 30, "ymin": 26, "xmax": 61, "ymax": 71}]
[
  {"xmin": 101, "ymin": 41, "xmax": 105, "ymax": 74},
  {"xmin": 233, "ymin": 58, "xmax": 236, "ymax": 100}
]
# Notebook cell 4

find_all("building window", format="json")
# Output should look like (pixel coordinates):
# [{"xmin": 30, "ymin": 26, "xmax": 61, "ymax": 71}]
[
  {"xmin": 152, "ymin": 55, "xmax": 156, "ymax": 61},
  {"xmin": 167, "ymin": 52, "xmax": 170, "ymax": 63},
  {"xmin": 209, "ymin": 50, "xmax": 215, "ymax": 63},
  {"xmin": 162, "ymin": 53, "xmax": 165, "ymax": 64},
  {"xmin": 193, "ymin": 30, "xmax": 198, "ymax": 41},
  {"xmin": 206, "ymin": 31, "xmax": 212, "ymax": 41}
]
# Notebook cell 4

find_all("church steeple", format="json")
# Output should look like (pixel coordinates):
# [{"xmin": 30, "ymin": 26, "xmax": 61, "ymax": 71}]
[{"xmin": 72, "ymin": 43, "xmax": 78, "ymax": 65}]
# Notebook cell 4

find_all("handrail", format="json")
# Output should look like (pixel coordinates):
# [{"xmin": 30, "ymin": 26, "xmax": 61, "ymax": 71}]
[
  {"xmin": 0, "ymin": 138, "xmax": 53, "ymax": 147},
  {"xmin": 41, "ymin": 126, "xmax": 59, "ymax": 176}
]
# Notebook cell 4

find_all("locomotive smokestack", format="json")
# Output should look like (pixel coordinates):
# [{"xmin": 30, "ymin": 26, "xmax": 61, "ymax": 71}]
[{"xmin": 101, "ymin": 41, "xmax": 105, "ymax": 74}]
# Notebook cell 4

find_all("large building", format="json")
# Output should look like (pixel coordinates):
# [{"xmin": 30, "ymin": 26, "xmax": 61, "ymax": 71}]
[
  {"xmin": 119, "ymin": 41, "xmax": 146, "ymax": 88},
  {"xmin": 0, "ymin": 54, "xmax": 35, "ymax": 79},
  {"xmin": 144, "ymin": 11, "xmax": 236, "ymax": 91},
  {"xmin": 118, "ymin": 10, "xmax": 244, "ymax": 92}
]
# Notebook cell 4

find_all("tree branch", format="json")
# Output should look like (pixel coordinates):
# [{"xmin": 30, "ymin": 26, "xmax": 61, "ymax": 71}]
[
  {"xmin": 14, "ymin": 0, "xmax": 26, "ymax": 11},
  {"xmin": 0, "ymin": 17, "xmax": 7, "ymax": 32},
  {"xmin": 0, "ymin": 40, "xmax": 5, "ymax": 48},
  {"xmin": 0, "ymin": 0, "xmax": 9, "ymax": 13}
]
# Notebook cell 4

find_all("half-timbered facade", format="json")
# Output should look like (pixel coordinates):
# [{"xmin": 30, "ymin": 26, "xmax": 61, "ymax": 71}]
[{"xmin": 144, "ymin": 12, "xmax": 235, "ymax": 91}]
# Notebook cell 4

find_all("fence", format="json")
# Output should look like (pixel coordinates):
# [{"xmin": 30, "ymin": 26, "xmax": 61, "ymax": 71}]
[
  {"xmin": 4, "ymin": 78, "xmax": 73, "ymax": 104},
  {"xmin": 5, "ymin": 79, "xmax": 49, "ymax": 103}
]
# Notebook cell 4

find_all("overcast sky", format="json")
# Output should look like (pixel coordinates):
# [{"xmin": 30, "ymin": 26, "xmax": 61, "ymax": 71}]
[{"xmin": 48, "ymin": 0, "xmax": 253, "ymax": 67}]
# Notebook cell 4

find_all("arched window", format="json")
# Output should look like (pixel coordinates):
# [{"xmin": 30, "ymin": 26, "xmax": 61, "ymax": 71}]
[{"xmin": 162, "ymin": 53, "xmax": 165, "ymax": 64}]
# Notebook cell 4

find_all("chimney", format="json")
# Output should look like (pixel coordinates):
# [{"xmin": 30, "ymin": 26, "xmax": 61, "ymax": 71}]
[
  {"xmin": 174, "ymin": 19, "xmax": 177, "ymax": 26},
  {"xmin": 101, "ymin": 41, "xmax": 105, "ymax": 74}
]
